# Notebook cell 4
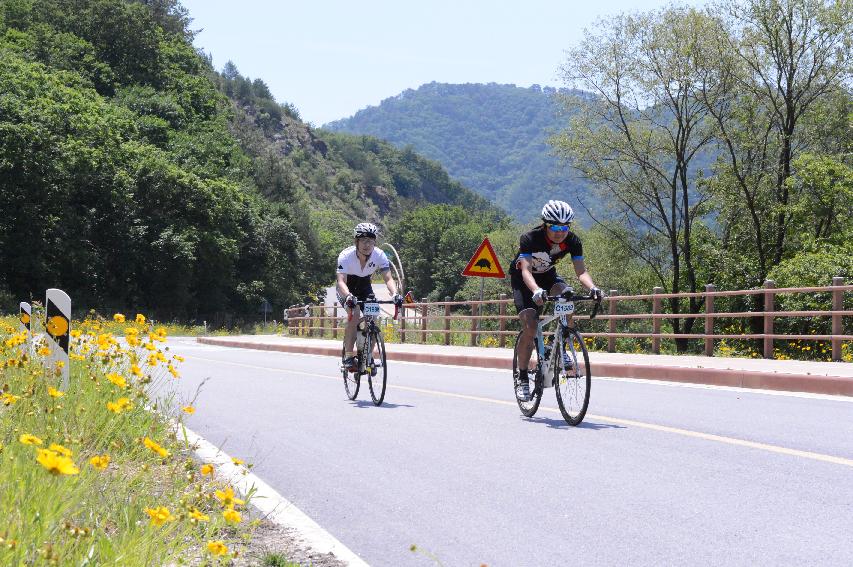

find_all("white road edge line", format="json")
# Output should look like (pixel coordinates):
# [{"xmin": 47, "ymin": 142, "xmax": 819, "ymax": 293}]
[{"xmin": 179, "ymin": 424, "xmax": 370, "ymax": 567}]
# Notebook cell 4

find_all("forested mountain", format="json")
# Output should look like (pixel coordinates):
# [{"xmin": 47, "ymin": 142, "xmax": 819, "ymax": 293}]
[
  {"xmin": 0, "ymin": 0, "xmax": 500, "ymax": 322},
  {"xmin": 324, "ymin": 82, "xmax": 597, "ymax": 223}
]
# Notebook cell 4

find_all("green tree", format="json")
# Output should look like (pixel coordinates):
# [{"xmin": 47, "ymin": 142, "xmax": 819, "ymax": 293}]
[{"xmin": 553, "ymin": 6, "xmax": 717, "ymax": 350}]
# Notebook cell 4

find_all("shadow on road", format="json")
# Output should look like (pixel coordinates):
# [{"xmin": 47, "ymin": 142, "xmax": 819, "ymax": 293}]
[
  {"xmin": 348, "ymin": 400, "xmax": 415, "ymax": 409},
  {"xmin": 523, "ymin": 415, "xmax": 626, "ymax": 431}
]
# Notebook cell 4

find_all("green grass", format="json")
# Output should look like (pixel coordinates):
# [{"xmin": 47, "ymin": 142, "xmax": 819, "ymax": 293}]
[
  {"xmin": 0, "ymin": 312, "xmax": 253, "ymax": 564},
  {"xmin": 261, "ymin": 551, "xmax": 301, "ymax": 566}
]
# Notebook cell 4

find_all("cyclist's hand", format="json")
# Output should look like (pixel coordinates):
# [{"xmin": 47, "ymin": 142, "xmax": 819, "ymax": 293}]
[
  {"xmin": 590, "ymin": 286, "xmax": 604, "ymax": 302},
  {"xmin": 392, "ymin": 293, "xmax": 404, "ymax": 307},
  {"xmin": 532, "ymin": 288, "xmax": 547, "ymax": 306},
  {"xmin": 344, "ymin": 294, "xmax": 357, "ymax": 309}
]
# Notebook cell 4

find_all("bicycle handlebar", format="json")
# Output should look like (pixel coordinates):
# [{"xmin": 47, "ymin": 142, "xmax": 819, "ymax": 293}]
[
  {"xmin": 347, "ymin": 299, "xmax": 401, "ymax": 321},
  {"xmin": 544, "ymin": 292, "xmax": 603, "ymax": 320}
]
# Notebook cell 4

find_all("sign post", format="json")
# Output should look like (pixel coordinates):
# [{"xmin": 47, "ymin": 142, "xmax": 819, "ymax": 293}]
[
  {"xmin": 260, "ymin": 298, "xmax": 273, "ymax": 330},
  {"xmin": 461, "ymin": 238, "xmax": 506, "ymax": 339},
  {"xmin": 45, "ymin": 288, "xmax": 71, "ymax": 389},
  {"xmin": 19, "ymin": 302, "xmax": 31, "ymax": 355}
]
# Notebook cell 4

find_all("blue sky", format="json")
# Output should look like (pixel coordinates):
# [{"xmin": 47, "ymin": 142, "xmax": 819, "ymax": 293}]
[{"xmin": 181, "ymin": 0, "xmax": 705, "ymax": 126}]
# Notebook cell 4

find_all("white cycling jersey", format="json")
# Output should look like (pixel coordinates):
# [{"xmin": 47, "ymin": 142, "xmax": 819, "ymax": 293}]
[{"xmin": 335, "ymin": 246, "xmax": 391, "ymax": 277}]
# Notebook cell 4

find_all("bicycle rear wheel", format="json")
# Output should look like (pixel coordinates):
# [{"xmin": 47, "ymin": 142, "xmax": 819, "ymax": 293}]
[
  {"xmin": 367, "ymin": 329, "xmax": 387, "ymax": 406},
  {"xmin": 512, "ymin": 331, "xmax": 543, "ymax": 417},
  {"xmin": 342, "ymin": 346, "xmax": 360, "ymax": 400},
  {"xmin": 554, "ymin": 328, "xmax": 591, "ymax": 425}
]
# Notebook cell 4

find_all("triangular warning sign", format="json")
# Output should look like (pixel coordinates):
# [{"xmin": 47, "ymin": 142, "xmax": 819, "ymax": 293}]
[{"xmin": 461, "ymin": 237, "xmax": 505, "ymax": 278}]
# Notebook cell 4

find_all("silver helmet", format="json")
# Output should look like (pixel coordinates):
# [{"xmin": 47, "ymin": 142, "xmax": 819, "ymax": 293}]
[
  {"xmin": 353, "ymin": 222, "xmax": 379, "ymax": 239},
  {"xmin": 541, "ymin": 200, "xmax": 575, "ymax": 224}
]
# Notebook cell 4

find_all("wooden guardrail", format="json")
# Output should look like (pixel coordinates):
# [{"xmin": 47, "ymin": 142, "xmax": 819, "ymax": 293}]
[{"xmin": 284, "ymin": 278, "xmax": 853, "ymax": 361}]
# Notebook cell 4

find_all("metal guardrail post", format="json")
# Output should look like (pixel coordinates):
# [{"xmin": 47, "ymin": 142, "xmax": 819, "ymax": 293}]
[
  {"xmin": 499, "ymin": 294, "xmax": 507, "ymax": 348},
  {"xmin": 652, "ymin": 287, "xmax": 663, "ymax": 354},
  {"xmin": 764, "ymin": 280, "xmax": 776, "ymax": 359},
  {"xmin": 832, "ymin": 276, "xmax": 843, "ymax": 361},
  {"xmin": 444, "ymin": 297, "xmax": 451, "ymax": 346},
  {"xmin": 332, "ymin": 303, "xmax": 338, "ymax": 339},
  {"xmin": 400, "ymin": 305, "xmax": 406, "ymax": 344},
  {"xmin": 470, "ymin": 303, "xmax": 478, "ymax": 346},
  {"xmin": 705, "ymin": 284, "xmax": 715, "ymax": 356},
  {"xmin": 421, "ymin": 298, "xmax": 428, "ymax": 343},
  {"xmin": 608, "ymin": 290, "xmax": 618, "ymax": 353}
]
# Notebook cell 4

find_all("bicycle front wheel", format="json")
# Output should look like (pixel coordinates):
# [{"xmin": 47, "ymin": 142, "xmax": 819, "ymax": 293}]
[
  {"xmin": 367, "ymin": 329, "xmax": 387, "ymax": 406},
  {"xmin": 513, "ymin": 331, "xmax": 542, "ymax": 417},
  {"xmin": 342, "ymin": 346, "xmax": 360, "ymax": 400},
  {"xmin": 554, "ymin": 328, "xmax": 591, "ymax": 425}
]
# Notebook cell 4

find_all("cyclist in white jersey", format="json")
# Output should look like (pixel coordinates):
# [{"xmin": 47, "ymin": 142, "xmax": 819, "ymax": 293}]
[{"xmin": 336, "ymin": 222, "xmax": 403, "ymax": 371}]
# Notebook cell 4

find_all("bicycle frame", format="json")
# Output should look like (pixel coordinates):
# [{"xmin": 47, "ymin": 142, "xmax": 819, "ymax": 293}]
[{"xmin": 532, "ymin": 292, "xmax": 600, "ymax": 390}]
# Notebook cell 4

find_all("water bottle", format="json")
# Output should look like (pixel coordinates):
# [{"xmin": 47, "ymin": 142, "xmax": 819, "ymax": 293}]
[{"xmin": 355, "ymin": 324, "xmax": 366, "ymax": 351}]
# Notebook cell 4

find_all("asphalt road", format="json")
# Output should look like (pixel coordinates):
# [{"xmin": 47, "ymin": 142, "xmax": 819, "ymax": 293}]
[{"xmin": 160, "ymin": 338, "xmax": 853, "ymax": 567}]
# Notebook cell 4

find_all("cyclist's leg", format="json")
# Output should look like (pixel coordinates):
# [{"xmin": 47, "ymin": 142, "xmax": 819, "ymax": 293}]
[
  {"xmin": 512, "ymin": 285, "xmax": 539, "ymax": 378},
  {"xmin": 549, "ymin": 275, "xmax": 570, "ymax": 297}
]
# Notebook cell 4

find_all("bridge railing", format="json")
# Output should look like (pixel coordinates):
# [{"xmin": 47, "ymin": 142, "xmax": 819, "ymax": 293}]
[{"xmin": 284, "ymin": 278, "xmax": 853, "ymax": 361}]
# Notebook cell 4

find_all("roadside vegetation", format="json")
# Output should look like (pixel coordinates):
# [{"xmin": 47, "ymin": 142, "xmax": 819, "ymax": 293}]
[{"xmin": 0, "ymin": 310, "xmax": 256, "ymax": 564}]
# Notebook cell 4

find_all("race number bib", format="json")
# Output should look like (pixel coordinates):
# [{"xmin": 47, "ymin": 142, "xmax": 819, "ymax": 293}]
[
  {"xmin": 554, "ymin": 301, "xmax": 575, "ymax": 316},
  {"xmin": 363, "ymin": 303, "xmax": 381, "ymax": 316}
]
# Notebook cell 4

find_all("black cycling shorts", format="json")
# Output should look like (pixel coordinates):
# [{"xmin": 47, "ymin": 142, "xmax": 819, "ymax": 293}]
[
  {"xmin": 511, "ymin": 270, "xmax": 566, "ymax": 313},
  {"xmin": 337, "ymin": 274, "xmax": 373, "ymax": 305}
]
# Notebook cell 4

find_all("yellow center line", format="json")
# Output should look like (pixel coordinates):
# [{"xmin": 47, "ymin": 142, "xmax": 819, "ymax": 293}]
[{"xmin": 185, "ymin": 354, "xmax": 853, "ymax": 468}]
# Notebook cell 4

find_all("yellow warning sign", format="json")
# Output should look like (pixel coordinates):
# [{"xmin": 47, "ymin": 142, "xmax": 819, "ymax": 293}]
[{"xmin": 461, "ymin": 237, "xmax": 505, "ymax": 278}]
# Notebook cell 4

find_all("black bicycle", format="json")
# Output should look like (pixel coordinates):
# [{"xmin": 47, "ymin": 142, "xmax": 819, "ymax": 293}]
[
  {"xmin": 512, "ymin": 289, "xmax": 602, "ymax": 425},
  {"xmin": 342, "ymin": 296, "xmax": 399, "ymax": 406}
]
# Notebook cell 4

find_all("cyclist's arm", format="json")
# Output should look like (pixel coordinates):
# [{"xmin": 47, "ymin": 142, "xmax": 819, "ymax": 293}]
[
  {"xmin": 518, "ymin": 257, "xmax": 540, "ymax": 293},
  {"xmin": 335, "ymin": 272, "xmax": 351, "ymax": 299},
  {"xmin": 572, "ymin": 258, "xmax": 597, "ymax": 291},
  {"xmin": 381, "ymin": 268, "xmax": 397, "ymax": 296}
]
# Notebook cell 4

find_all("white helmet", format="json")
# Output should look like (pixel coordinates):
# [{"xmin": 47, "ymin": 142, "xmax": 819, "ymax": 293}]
[
  {"xmin": 353, "ymin": 222, "xmax": 379, "ymax": 239},
  {"xmin": 541, "ymin": 200, "xmax": 575, "ymax": 224}
]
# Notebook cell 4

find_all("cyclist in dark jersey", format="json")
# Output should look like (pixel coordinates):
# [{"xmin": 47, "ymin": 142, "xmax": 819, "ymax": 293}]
[
  {"xmin": 510, "ymin": 200, "xmax": 604, "ymax": 401},
  {"xmin": 336, "ymin": 223, "xmax": 403, "ymax": 372}
]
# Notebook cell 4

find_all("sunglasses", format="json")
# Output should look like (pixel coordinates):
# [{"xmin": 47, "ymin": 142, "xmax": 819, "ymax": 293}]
[{"xmin": 546, "ymin": 223, "xmax": 570, "ymax": 232}]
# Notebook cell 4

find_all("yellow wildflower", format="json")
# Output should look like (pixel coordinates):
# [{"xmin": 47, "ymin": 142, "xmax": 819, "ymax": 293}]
[
  {"xmin": 145, "ymin": 506, "xmax": 174, "ymax": 527},
  {"xmin": 37, "ymin": 347, "xmax": 51, "ymax": 356},
  {"xmin": 144, "ymin": 342, "xmax": 156, "ymax": 352},
  {"xmin": 105, "ymin": 373, "xmax": 127, "ymax": 389},
  {"xmin": 214, "ymin": 487, "xmax": 244, "ymax": 507},
  {"xmin": 113, "ymin": 313, "xmax": 126, "ymax": 323},
  {"xmin": 231, "ymin": 457, "xmax": 244, "ymax": 466},
  {"xmin": 189, "ymin": 508, "xmax": 209, "ymax": 523},
  {"xmin": 173, "ymin": 355, "xmax": 185, "ymax": 362},
  {"xmin": 135, "ymin": 314, "xmax": 146, "ymax": 325},
  {"xmin": 19, "ymin": 434, "xmax": 43, "ymax": 446},
  {"xmin": 36, "ymin": 449, "xmax": 79, "ymax": 475},
  {"xmin": 200, "ymin": 463, "xmax": 214, "ymax": 476},
  {"xmin": 125, "ymin": 326, "xmax": 139, "ymax": 336},
  {"xmin": 182, "ymin": 405, "xmax": 195, "ymax": 414},
  {"xmin": 106, "ymin": 397, "xmax": 132, "ymax": 414},
  {"xmin": 222, "ymin": 507, "xmax": 242, "ymax": 524},
  {"xmin": 155, "ymin": 326, "xmax": 167, "ymax": 337},
  {"xmin": 168, "ymin": 364, "xmax": 179, "ymax": 378},
  {"xmin": 47, "ymin": 386, "xmax": 64, "ymax": 398},
  {"xmin": 89, "ymin": 454, "xmax": 110, "ymax": 471},
  {"xmin": 130, "ymin": 364, "xmax": 142, "ymax": 376},
  {"xmin": 127, "ymin": 335, "xmax": 140, "ymax": 347},
  {"xmin": 1, "ymin": 393, "xmax": 19, "ymax": 406},
  {"xmin": 70, "ymin": 329, "xmax": 82, "ymax": 339},
  {"xmin": 206, "ymin": 541, "xmax": 228, "ymax": 556},
  {"xmin": 143, "ymin": 437, "xmax": 170, "ymax": 458},
  {"xmin": 48, "ymin": 443, "xmax": 73, "ymax": 457}
]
